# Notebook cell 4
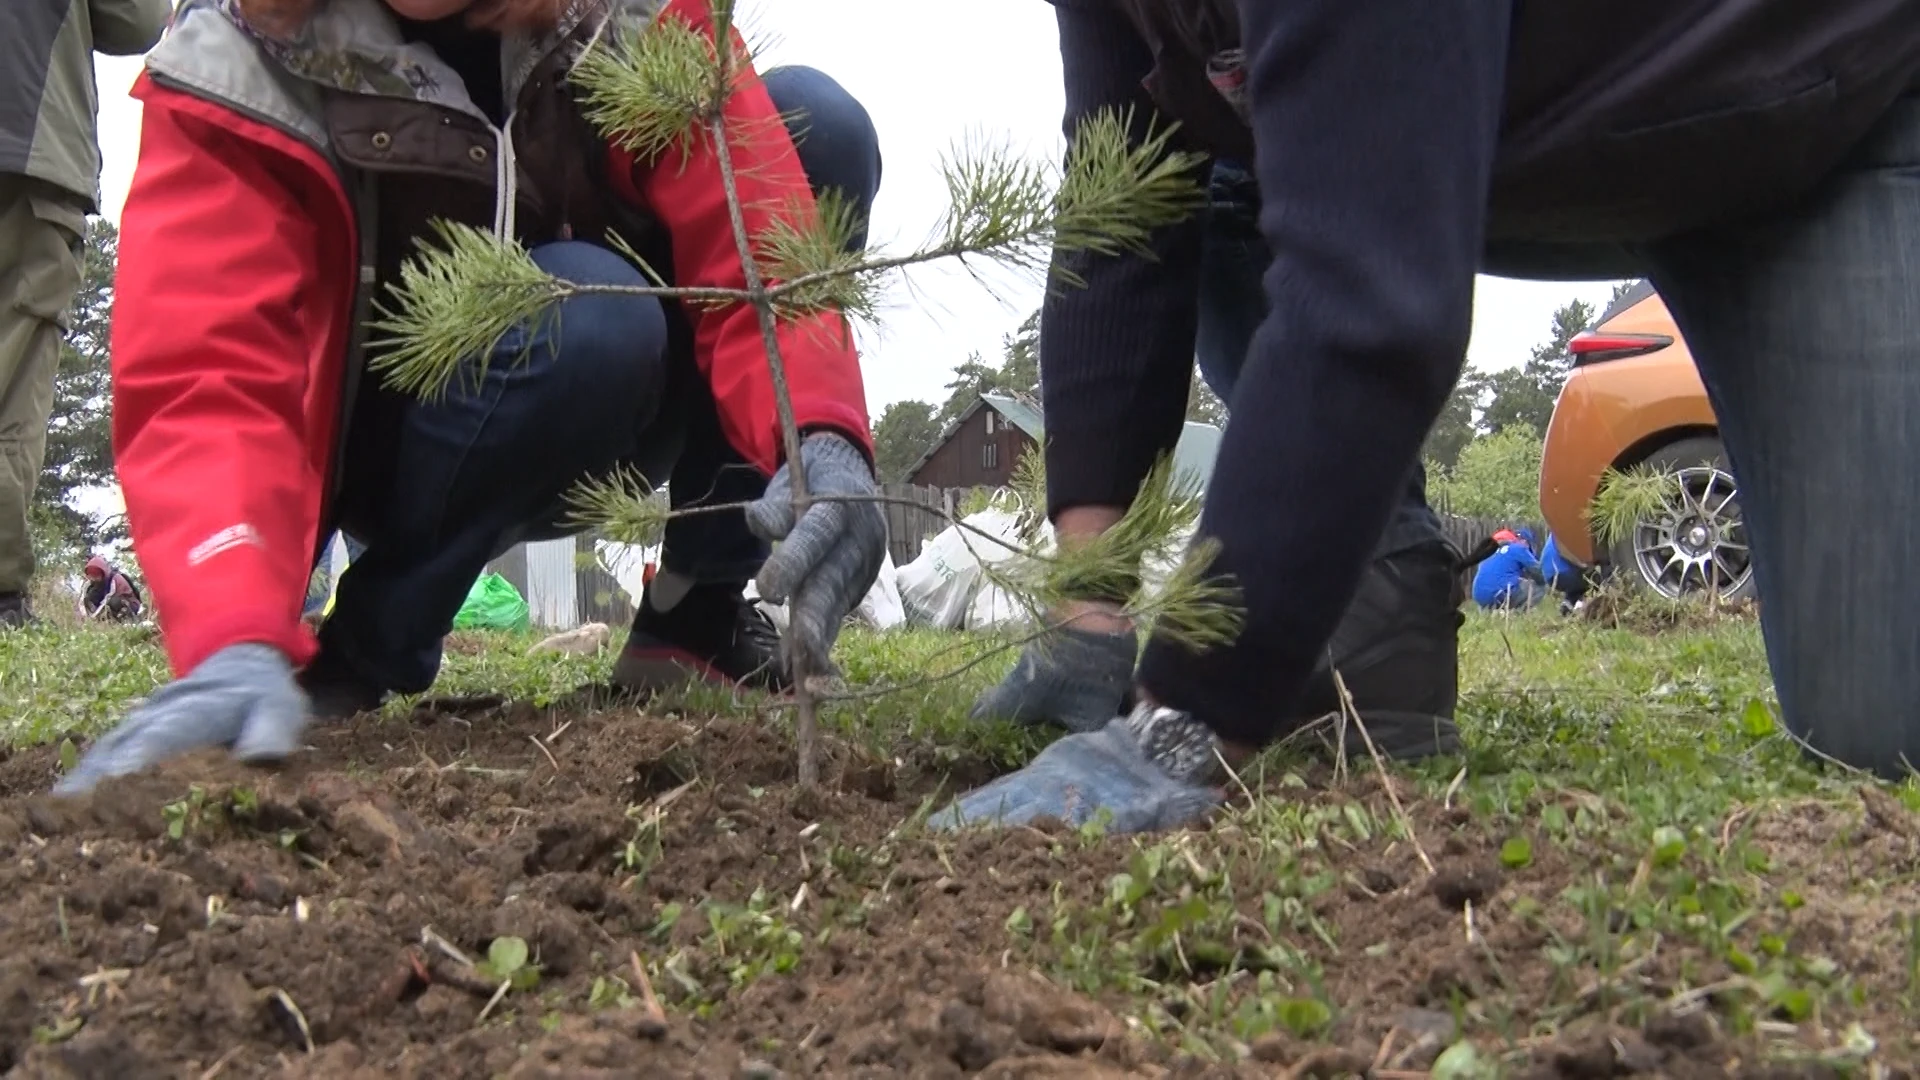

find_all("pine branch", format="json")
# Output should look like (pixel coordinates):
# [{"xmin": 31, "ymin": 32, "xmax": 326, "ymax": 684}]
[
  {"xmin": 369, "ymin": 222, "xmax": 749, "ymax": 400},
  {"xmin": 561, "ymin": 456, "xmax": 1238, "ymax": 653},
  {"xmin": 562, "ymin": 467, "xmax": 670, "ymax": 546},
  {"xmin": 365, "ymin": 222, "xmax": 563, "ymax": 399},
  {"xmin": 570, "ymin": 18, "xmax": 722, "ymax": 163},
  {"xmin": 755, "ymin": 113, "xmax": 1207, "ymax": 318},
  {"xmin": 754, "ymin": 188, "xmax": 883, "ymax": 322}
]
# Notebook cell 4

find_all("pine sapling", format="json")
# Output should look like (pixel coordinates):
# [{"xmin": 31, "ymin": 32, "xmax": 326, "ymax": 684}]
[{"xmin": 368, "ymin": 0, "xmax": 1237, "ymax": 786}]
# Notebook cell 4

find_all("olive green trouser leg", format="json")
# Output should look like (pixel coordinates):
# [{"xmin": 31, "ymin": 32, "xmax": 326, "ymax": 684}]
[{"xmin": 0, "ymin": 173, "xmax": 86, "ymax": 596}]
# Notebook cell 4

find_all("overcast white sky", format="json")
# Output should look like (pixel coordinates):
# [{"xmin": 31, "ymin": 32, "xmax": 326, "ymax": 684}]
[{"xmin": 90, "ymin": 0, "xmax": 1621, "ymax": 419}]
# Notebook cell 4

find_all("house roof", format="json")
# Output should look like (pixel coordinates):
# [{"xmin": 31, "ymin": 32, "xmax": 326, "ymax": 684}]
[
  {"xmin": 980, "ymin": 393, "xmax": 1044, "ymax": 440},
  {"xmin": 906, "ymin": 391, "xmax": 1224, "ymax": 491}
]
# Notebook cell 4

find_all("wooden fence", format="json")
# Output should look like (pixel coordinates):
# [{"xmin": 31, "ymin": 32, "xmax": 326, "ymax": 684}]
[
  {"xmin": 484, "ymin": 535, "xmax": 633, "ymax": 630},
  {"xmin": 880, "ymin": 483, "xmax": 965, "ymax": 566}
]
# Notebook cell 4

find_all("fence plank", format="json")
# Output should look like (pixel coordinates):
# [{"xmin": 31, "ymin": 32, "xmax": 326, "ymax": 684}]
[{"xmin": 882, "ymin": 483, "xmax": 955, "ymax": 566}]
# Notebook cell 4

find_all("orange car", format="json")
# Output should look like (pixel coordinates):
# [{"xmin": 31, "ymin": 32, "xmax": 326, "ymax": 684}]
[{"xmin": 1538, "ymin": 281, "xmax": 1753, "ymax": 599}]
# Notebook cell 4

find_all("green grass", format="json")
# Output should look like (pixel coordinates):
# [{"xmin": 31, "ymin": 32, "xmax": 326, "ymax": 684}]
[
  {"xmin": 0, "ymin": 608, "xmax": 1886, "ymax": 832},
  {"xmin": 7, "ymin": 608, "xmax": 1919, "ymax": 1069}
]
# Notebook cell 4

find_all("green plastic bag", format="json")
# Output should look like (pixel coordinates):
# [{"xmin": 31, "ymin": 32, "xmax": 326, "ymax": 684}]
[{"xmin": 453, "ymin": 572, "xmax": 529, "ymax": 632}]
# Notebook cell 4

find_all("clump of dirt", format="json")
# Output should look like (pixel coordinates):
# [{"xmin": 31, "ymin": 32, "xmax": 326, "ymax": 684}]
[{"xmin": 0, "ymin": 701, "xmax": 1913, "ymax": 1077}]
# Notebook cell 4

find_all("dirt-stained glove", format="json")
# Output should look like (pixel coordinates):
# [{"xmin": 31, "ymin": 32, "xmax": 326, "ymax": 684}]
[
  {"xmin": 54, "ymin": 644, "xmax": 310, "ymax": 795},
  {"xmin": 745, "ymin": 432, "xmax": 886, "ymax": 682},
  {"xmin": 930, "ymin": 701, "xmax": 1225, "ymax": 832},
  {"xmin": 971, "ymin": 625, "xmax": 1138, "ymax": 733}
]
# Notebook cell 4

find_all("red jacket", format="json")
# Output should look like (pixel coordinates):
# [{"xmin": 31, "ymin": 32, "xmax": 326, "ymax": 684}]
[{"xmin": 111, "ymin": 0, "xmax": 872, "ymax": 679}]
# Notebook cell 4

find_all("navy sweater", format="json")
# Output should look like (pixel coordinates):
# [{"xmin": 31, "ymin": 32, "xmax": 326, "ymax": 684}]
[{"xmin": 1044, "ymin": 0, "xmax": 1511, "ymax": 745}]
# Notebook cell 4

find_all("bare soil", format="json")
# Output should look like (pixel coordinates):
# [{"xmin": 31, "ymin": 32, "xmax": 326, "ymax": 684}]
[{"xmin": 1, "ymin": 698, "xmax": 1915, "ymax": 1078}]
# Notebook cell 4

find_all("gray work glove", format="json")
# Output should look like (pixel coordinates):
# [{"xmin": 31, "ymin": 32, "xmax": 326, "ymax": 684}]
[
  {"xmin": 745, "ymin": 432, "xmax": 887, "ymax": 682},
  {"xmin": 970, "ymin": 625, "xmax": 1138, "ymax": 733},
  {"xmin": 930, "ymin": 701, "xmax": 1225, "ymax": 833},
  {"xmin": 54, "ymin": 644, "xmax": 310, "ymax": 795}
]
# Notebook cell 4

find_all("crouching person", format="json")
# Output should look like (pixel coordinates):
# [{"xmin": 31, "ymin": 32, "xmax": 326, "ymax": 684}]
[
  {"xmin": 79, "ymin": 555, "xmax": 144, "ymax": 623},
  {"xmin": 57, "ymin": 0, "xmax": 887, "ymax": 793}
]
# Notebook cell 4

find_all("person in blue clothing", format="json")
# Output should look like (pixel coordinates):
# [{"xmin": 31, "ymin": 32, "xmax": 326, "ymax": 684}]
[
  {"xmin": 1538, "ymin": 532, "xmax": 1590, "ymax": 611},
  {"xmin": 1473, "ymin": 528, "xmax": 1545, "ymax": 610}
]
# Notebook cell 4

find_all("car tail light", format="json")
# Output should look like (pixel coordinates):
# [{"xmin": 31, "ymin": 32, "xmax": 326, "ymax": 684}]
[{"xmin": 1569, "ymin": 330, "xmax": 1673, "ymax": 366}]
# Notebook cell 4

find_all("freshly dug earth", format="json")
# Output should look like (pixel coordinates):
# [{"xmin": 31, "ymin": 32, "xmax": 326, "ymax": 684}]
[{"xmin": 1, "ymin": 698, "xmax": 1916, "ymax": 1078}]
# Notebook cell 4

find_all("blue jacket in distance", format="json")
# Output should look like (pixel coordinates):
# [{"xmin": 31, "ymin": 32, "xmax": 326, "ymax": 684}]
[
  {"xmin": 1540, "ymin": 532, "xmax": 1574, "ymax": 588},
  {"xmin": 1473, "ymin": 534, "xmax": 1542, "ymax": 608}
]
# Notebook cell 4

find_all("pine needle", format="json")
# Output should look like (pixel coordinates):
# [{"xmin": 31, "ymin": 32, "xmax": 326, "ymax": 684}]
[
  {"xmin": 1588, "ymin": 464, "xmax": 1682, "ymax": 550},
  {"xmin": 1134, "ymin": 538, "xmax": 1244, "ymax": 652},
  {"xmin": 572, "ymin": 19, "xmax": 725, "ymax": 162},
  {"xmin": 562, "ymin": 466, "xmax": 670, "ymax": 545},
  {"xmin": 932, "ymin": 135, "xmax": 1058, "ymax": 275},
  {"xmin": 1050, "ymin": 110, "xmax": 1209, "ymax": 280},
  {"xmin": 990, "ymin": 455, "xmax": 1243, "ymax": 652},
  {"xmin": 755, "ymin": 188, "xmax": 880, "ymax": 321},
  {"xmin": 366, "ymin": 221, "xmax": 560, "ymax": 400}
]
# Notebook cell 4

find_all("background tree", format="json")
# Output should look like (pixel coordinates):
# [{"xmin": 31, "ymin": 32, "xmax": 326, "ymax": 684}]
[
  {"xmin": 935, "ymin": 311, "xmax": 1043, "ymax": 426},
  {"xmin": 1429, "ymin": 423, "xmax": 1545, "ymax": 521},
  {"xmin": 871, "ymin": 399, "xmax": 942, "ymax": 483},
  {"xmin": 997, "ymin": 309, "xmax": 1040, "ymax": 398},
  {"xmin": 1478, "ymin": 299, "xmax": 1595, "ymax": 437},
  {"xmin": 935, "ymin": 352, "xmax": 1000, "ymax": 426},
  {"xmin": 38, "ymin": 218, "xmax": 121, "ymax": 550},
  {"xmin": 1423, "ymin": 369, "xmax": 1485, "ymax": 470}
]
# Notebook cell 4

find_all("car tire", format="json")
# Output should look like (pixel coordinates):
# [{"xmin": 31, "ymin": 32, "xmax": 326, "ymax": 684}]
[{"xmin": 1606, "ymin": 436, "xmax": 1756, "ymax": 602}]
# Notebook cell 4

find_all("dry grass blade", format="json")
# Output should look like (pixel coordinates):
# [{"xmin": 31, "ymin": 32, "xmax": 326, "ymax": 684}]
[
  {"xmin": 630, "ymin": 950, "xmax": 667, "ymax": 1022},
  {"xmin": 474, "ymin": 978, "xmax": 513, "ymax": 1027},
  {"xmin": 1333, "ymin": 667, "xmax": 1435, "ymax": 875}
]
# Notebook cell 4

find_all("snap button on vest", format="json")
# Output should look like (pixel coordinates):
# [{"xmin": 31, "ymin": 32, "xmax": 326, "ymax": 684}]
[
  {"xmin": 370, "ymin": 131, "xmax": 391, "ymax": 150},
  {"xmin": 469, "ymin": 145, "xmax": 490, "ymax": 163}
]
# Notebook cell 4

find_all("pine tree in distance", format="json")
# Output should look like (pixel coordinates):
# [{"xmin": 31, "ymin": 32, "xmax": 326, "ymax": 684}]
[{"xmin": 368, "ymin": 0, "xmax": 1241, "ymax": 786}]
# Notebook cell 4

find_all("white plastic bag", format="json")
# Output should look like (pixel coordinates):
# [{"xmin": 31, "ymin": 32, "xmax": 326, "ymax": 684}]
[
  {"xmin": 854, "ymin": 551, "xmax": 906, "ymax": 629},
  {"xmin": 897, "ymin": 498, "xmax": 1026, "ymax": 629},
  {"xmin": 964, "ymin": 581, "xmax": 1032, "ymax": 631},
  {"xmin": 595, "ymin": 540, "xmax": 660, "ymax": 608}
]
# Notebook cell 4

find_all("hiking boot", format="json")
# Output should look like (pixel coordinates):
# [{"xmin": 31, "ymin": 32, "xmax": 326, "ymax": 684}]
[
  {"xmin": 296, "ymin": 650, "xmax": 389, "ymax": 721},
  {"xmin": 1291, "ymin": 540, "xmax": 1464, "ymax": 760},
  {"xmin": 0, "ymin": 592, "xmax": 27, "ymax": 630},
  {"xmin": 612, "ymin": 580, "xmax": 790, "ymax": 695}
]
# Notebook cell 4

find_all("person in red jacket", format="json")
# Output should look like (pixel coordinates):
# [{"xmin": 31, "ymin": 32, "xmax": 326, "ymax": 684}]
[
  {"xmin": 78, "ymin": 554, "xmax": 144, "ymax": 623},
  {"xmin": 57, "ymin": 0, "xmax": 887, "ymax": 792}
]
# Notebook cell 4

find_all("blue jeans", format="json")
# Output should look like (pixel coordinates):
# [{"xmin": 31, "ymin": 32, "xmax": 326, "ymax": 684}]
[
  {"xmin": 321, "ymin": 66, "xmax": 881, "ymax": 694},
  {"xmin": 1196, "ymin": 161, "xmax": 1447, "ymax": 559},
  {"xmin": 1483, "ymin": 582, "xmax": 1543, "ymax": 612},
  {"xmin": 1634, "ymin": 92, "xmax": 1920, "ymax": 777}
]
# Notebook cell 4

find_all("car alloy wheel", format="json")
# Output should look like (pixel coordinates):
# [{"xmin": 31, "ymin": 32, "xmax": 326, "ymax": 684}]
[{"xmin": 1631, "ymin": 463, "xmax": 1752, "ymax": 600}]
